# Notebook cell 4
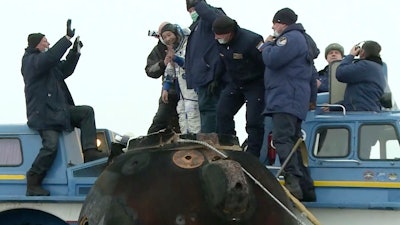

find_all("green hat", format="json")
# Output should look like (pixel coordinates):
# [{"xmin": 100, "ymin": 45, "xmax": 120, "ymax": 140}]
[{"xmin": 325, "ymin": 43, "xmax": 344, "ymax": 59}]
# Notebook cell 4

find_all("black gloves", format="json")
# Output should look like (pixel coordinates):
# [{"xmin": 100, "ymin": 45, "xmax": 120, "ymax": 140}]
[
  {"xmin": 72, "ymin": 36, "xmax": 83, "ymax": 53},
  {"xmin": 207, "ymin": 80, "xmax": 219, "ymax": 96},
  {"xmin": 186, "ymin": 0, "xmax": 201, "ymax": 10},
  {"xmin": 66, "ymin": 19, "xmax": 75, "ymax": 38}
]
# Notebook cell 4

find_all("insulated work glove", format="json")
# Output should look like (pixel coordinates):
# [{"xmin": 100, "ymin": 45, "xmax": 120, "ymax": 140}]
[
  {"xmin": 66, "ymin": 19, "xmax": 75, "ymax": 38},
  {"xmin": 72, "ymin": 36, "xmax": 83, "ymax": 53}
]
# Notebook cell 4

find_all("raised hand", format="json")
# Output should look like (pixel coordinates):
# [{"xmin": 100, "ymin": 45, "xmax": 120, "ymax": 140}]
[
  {"xmin": 72, "ymin": 36, "xmax": 83, "ymax": 53},
  {"xmin": 66, "ymin": 19, "xmax": 75, "ymax": 38}
]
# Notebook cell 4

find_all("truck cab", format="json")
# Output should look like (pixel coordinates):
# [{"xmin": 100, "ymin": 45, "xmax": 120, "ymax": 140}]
[
  {"xmin": 264, "ymin": 60, "xmax": 400, "ymax": 224},
  {"xmin": 0, "ymin": 125, "xmax": 118, "ymax": 225}
]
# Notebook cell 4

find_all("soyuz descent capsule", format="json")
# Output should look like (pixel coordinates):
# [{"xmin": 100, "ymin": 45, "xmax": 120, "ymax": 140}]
[{"xmin": 78, "ymin": 130, "xmax": 300, "ymax": 225}]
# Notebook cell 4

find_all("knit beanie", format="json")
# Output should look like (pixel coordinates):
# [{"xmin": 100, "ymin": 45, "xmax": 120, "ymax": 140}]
[
  {"xmin": 212, "ymin": 16, "xmax": 236, "ymax": 35},
  {"xmin": 28, "ymin": 33, "xmax": 45, "ymax": 48},
  {"xmin": 272, "ymin": 8, "xmax": 298, "ymax": 25},
  {"xmin": 325, "ymin": 43, "xmax": 344, "ymax": 59},
  {"xmin": 160, "ymin": 23, "xmax": 178, "ymax": 36}
]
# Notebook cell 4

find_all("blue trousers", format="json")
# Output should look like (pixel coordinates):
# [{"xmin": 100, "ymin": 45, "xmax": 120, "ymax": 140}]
[
  {"xmin": 196, "ymin": 85, "xmax": 220, "ymax": 133},
  {"xmin": 216, "ymin": 81, "xmax": 264, "ymax": 157},
  {"xmin": 272, "ymin": 113, "xmax": 303, "ymax": 177}
]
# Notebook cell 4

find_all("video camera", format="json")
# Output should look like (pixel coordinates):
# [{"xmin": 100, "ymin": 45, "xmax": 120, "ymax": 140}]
[{"xmin": 148, "ymin": 30, "xmax": 159, "ymax": 38}]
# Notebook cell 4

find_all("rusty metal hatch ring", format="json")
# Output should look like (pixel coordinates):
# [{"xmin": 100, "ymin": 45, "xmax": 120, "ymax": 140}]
[
  {"xmin": 79, "ymin": 216, "xmax": 89, "ymax": 225},
  {"xmin": 172, "ymin": 150, "xmax": 205, "ymax": 169}
]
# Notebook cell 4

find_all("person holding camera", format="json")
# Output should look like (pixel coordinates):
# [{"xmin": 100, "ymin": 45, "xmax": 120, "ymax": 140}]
[
  {"xmin": 21, "ymin": 19, "xmax": 107, "ymax": 196},
  {"xmin": 335, "ymin": 41, "xmax": 386, "ymax": 111}
]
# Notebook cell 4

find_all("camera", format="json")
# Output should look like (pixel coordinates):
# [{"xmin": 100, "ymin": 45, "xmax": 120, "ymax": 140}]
[{"xmin": 148, "ymin": 30, "xmax": 159, "ymax": 38}]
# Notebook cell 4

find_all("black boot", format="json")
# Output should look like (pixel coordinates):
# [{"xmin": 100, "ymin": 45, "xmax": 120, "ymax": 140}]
[
  {"xmin": 84, "ymin": 148, "xmax": 108, "ymax": 163},
  {"xmin": 26, "ymin": 171, "xmax": 50, "ymax": 196},
  {"xmin": 284, "ymin": 173, "xmax": 303, "ymax": 199}
]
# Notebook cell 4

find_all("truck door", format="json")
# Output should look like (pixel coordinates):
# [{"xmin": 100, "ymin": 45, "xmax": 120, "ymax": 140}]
[{"xmin": 307, "ymin": 121, "xmax": 400, "ymax": 208}]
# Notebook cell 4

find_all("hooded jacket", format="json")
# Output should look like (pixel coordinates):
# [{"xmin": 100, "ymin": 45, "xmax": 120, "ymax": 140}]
[
  {"xmin": 185, "ymin": 1, "xmax": 226, "ymax": 89},
  {"xmin": 21, "ymin": 36, "xmax": 80, "ymax": 131},
  {"xmin": 262, "ymin": 23, "xmax": 319, "ymax": 120}
]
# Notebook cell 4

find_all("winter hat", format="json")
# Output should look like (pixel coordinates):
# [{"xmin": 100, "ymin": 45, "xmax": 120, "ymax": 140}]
[
  {"xmin": 28, "ymin": 33, "xmax": 45, "ymax": 48},
  {"xmin": 212, "ymin": 16, "xmax": 237, "ymax": 35},
  {"xmin": 272, "ymin": 8, "xmax": 298, "ymax": 25},
  {"xmin": 362, "ymin": 41, "xmax": 381, "ymax": 57},
  {"xmin": 325, "ymin": 43, "xmax": 344, "ymax": 59},
  {"xmin": 160, "ymin": 23, "xmax": 178, "ymax": 36},
  {"xmin": 186, "ymin": 0, "xmax": 206, "ymax": 10}
]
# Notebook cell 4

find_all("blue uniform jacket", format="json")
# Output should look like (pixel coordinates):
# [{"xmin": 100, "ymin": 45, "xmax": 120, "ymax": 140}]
[
  {"xmin": 21, "ymin": 36, "xmax": 80, "ymax": 131},
  {"xmin": 216, "ymin": 26, "xmax": 264, "ymax": 85},
  {"xmin": 262, "ymin": 23, "xmax": 315, "ymax": 120},
  {"xmin": 185, "ymin": 1, "xmax": 225, "ymax": 89},
  {"xmin": 336, "ymin": 55, "xmax": 386, "ymax": 111},
  {"xmin": 317, "ymin": 65, "xmax": 329, "ymax": 93}
]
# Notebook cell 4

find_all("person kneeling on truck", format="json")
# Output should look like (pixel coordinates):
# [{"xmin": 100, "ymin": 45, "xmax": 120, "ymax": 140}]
[{"xmin": 21, "ymin": 19, "xmax": 107, "ymax": 196}]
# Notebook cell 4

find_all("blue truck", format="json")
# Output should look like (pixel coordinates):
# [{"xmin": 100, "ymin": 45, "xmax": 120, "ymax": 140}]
[
  {"xmin": 1, "ymin": 62, "xmax": 399, "ymax": 225},
  {"xmin": 0, "ymin": 125, "xmax": 119, "ymax": 225}
]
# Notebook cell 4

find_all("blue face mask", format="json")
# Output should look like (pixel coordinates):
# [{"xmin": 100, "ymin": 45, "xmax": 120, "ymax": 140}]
[{"xmin": 190, "ymin": 11, "xmax": 199, "ymax": 22}]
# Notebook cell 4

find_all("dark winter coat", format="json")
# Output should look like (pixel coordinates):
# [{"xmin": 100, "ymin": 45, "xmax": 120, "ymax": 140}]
[
  {"xmin": 185, "ymin": 1, "xmax": 226, "ymax": 89},
  {"xmin": 262, "ymin": 23, "xmax": 319, "ymax": 120},
  {"xmin": 216, "ymin": 25, "xmax": 264, "ymax": 85},
  {"xmin": 145, "ymin": 40, "xmax": 167, "ymax": 80},
  {"xmin": 21, "ymin": 36, "xmax": 80, "ymax": 131},
  {"xmin": 317, "ymin": 65, "xmax": 329, "ymax": 93},
  {"xmin": 336, "ymin": 55, "xmax": 385, "ymax": 111}
]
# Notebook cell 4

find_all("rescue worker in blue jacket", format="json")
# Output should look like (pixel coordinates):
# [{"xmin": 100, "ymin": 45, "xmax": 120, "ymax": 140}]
[
  {"xmin": 261, "ymin": 8, "xmax": 319, "ymax": 201},
  {"xmin": 335, "ymin": 41, "xmax": 386, "ymax": 111},
  {"xmin": 21, "ymin": 20, "xmax": 106, "ymax": 196},
  {"xmin": 185, "ymin": 0, "xmax": 227, "ymax": 133},
  {"xmin": 212, "ymin": 16, "xmax": 265, "ymax": 157}
]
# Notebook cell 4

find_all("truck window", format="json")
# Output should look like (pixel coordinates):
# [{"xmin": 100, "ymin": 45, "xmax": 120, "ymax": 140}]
[
  {"xmin": 313, "ymin": 127, "xmax": 349, "ymax": 157},
  {"xmin": 359, "ymin": 124, "xmax": 400, "ymax": 160},
  {"xmin": 0, "ymin": 138, "xmax": 22, "ymax": 166}
]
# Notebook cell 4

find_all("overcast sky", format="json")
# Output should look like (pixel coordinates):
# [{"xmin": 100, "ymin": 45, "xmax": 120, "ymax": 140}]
[{"xmin": 1, "ymin": 0, "xmax": 399, "ymax": 142}]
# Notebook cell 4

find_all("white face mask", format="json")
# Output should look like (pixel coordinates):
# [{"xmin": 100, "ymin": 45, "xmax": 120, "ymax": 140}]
[{"xmin": 217, "ymin": 38, "xmax": 228, "ymax": 44}]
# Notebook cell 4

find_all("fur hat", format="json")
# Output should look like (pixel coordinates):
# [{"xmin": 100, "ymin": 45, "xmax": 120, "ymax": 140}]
[
  {"xmin": 212, "ymin": 16, "xmax": 236, "ymax": 35},
  {"xmin": 28, "ymin": 33, "xmax": 45, "ymax": 48},
  {"xmin": 272, "ymin": 8, "xmax": 298, "ymax": 25},
  {"xmin": 325, "ymin": 43, "xmax": 344, "ymax": 59}
]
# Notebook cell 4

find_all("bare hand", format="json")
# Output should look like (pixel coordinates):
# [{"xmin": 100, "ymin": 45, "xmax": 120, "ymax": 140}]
[
  {"xmin": 321, "ymin": 104, "xmax": 330, "ymax": 112},
  {"xmin": 161, "ymin": 90, "xmax": 169, "ymax": 104},
  {"xmin": 316, "ymin": 79, "xmax": 321, "ymax": 88},
  {"xmin": 350, "ymin": 45, "xmax": 361, "ymax": 56},
  {"xmin": 265, "ymin": 35, "xmax": 275, "ymax": 42},
  {"xmin": 163, "ymin": 45, "xmax": 175, "ymax": 66}
]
